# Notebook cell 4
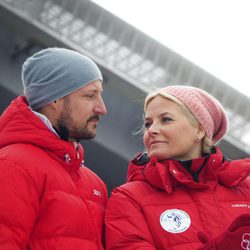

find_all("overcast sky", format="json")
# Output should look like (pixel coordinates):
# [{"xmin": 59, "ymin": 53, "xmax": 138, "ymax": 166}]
[{"xmin": 92, "ymin": 0, "xmax": 250, "ymax": 98}]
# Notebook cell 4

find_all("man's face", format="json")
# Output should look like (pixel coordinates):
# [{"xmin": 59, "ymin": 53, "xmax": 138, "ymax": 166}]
[{"xmin": 57, "ymin": 80, "xmax": 107, "ymax": 141}]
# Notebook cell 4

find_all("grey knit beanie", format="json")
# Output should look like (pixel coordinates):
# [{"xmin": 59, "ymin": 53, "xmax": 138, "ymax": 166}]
[{"xmin": 22, "ymin": 47, "xmax": 102, "ymax": 110}]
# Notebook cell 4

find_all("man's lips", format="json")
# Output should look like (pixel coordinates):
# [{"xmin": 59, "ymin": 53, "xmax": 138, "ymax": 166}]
[
  {"xmin": 88, "ymin": 119, "xmax": 99, "ymax": 125},
  {"xmin": 88, "ymin": 115, "xmax": 100, "ymax": 124},
  {"xmin": 89, "ymin": 119, "xmax": 99, "ymax": 122}
]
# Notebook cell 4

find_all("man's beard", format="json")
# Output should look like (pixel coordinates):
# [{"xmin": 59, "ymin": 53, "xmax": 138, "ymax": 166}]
[{"xmin": 56, "ymin": 114, "xmax": 100, "ymax": 142}]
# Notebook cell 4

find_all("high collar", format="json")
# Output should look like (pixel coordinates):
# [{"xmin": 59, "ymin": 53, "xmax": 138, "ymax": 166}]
[
  {"xmin": 0, "ymin": 96, "xmax": 84, "ymax": 174},
  {"xmin": 127, "ymin": 148, "xmax": 250, "ymax": 193}
]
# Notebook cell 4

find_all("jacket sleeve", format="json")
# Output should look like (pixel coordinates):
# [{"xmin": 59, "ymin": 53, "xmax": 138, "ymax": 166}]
[
  {"xmin": 197, "ymin": 213, "xmax": 250, "ymax": 250},
  {"xmin": 0, "ymin": 159, "xmax": 40, "ymax": 249},
  {"xmin": 105, "ymin": 187, "xmax": 157, "ymax": 250}
]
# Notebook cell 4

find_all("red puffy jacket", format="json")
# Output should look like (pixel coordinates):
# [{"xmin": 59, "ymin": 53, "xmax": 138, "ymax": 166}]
[
  {"xmin": 0, "ymin": 96, "xmax": 107, "ymax": 250},
  {"xmin": 105, "ymin": 149, "xmax": 250, "ymax": 250}
]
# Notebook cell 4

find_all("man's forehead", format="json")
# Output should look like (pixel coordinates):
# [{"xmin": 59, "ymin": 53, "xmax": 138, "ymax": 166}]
[{"xmin": 81, "ymin": 80, "xmax": 103, "ymax": 92}]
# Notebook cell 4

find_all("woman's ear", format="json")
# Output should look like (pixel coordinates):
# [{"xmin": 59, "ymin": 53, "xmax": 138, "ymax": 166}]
[
  {"xmin": 197, "ymin": 125, "xmax": 206, "ymax": 139},
  {"xmin": 195, "ymin": 125, "xmax": 206, "ymax": 141}
]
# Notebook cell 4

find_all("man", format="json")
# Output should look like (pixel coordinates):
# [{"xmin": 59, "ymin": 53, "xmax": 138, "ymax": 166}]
[{"xmin": 0, "ymin": 47, "xmax": 108, "ymax": 249}]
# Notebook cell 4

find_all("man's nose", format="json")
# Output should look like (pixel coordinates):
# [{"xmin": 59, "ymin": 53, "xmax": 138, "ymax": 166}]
[{"xmin": 95, "ymin": 97, "xmax": 107, "ymax": 115}]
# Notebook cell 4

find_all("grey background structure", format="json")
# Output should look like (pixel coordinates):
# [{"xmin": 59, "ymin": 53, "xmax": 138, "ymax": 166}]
[{"xmin": 0, "ymin": 0, "xmax": 249, "ymax": 193}]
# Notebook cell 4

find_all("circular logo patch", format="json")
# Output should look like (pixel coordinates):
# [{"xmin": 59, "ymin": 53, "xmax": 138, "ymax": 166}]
[{"xmin": 160, "ymin": 209, "xmax": 191, "ymax": 233}]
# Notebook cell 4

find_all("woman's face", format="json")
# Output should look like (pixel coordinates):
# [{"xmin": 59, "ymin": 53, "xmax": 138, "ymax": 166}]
[{"xmin": 143, "ymin": 95, "xmax": 204, "ymax": 161}]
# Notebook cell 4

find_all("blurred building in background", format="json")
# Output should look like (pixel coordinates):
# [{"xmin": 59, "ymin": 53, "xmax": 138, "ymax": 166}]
[{"xmin": 0, "ymin": 0, "xmax": 250, "ymax": 192}]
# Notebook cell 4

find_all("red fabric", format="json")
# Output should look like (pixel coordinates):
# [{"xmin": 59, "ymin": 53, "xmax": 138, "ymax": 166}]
[
  {"xmin": 105, "ymin": 149, "xmax": 250, "ymax": 250},
  {"xmin": 0, "ymin": 96, "xmax": 107, "ymax": 250},
  {"xmin": 198, "ymin": 213, "xmax": 250, "ymax": 250}
]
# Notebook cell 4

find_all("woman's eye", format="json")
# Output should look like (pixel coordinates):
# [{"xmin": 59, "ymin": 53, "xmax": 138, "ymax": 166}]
[
  {"xmin": 144, "ymin": 122, "xmax": 151, "ymax": 128},
  {"xmin": 162, "ymin": 117, "xmax": 172, "ymax": 123}
]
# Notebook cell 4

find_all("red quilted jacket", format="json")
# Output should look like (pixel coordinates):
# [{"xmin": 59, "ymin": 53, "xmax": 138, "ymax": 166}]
[
  {"xmin": 105, "ymin": 148, "xmax": 250, "ymax": 250},
  {"xmin": 0, "ymin": 96, "xmax": 107, "ymax": 250}
]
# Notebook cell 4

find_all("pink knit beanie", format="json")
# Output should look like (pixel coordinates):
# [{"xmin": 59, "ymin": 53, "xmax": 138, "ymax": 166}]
[{"xmin": 145, "ymin": 85, "xmax": 228, "ymax": 143}]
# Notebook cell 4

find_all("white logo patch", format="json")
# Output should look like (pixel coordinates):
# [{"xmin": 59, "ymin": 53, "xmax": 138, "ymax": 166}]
[{"xmin": 160, "ymin": 209, "xmax": 191, "ymax": 233}]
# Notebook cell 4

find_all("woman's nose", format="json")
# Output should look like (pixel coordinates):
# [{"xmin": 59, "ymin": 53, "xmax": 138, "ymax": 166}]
[{"xmin": 147, "ymin": 123, "xmax": 159, "ymax": 136}]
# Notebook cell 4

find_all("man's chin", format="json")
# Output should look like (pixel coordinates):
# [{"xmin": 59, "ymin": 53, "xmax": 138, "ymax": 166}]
[{"xmin": 81, "ymin": 131, "xmax": 96, "ymax": 140}]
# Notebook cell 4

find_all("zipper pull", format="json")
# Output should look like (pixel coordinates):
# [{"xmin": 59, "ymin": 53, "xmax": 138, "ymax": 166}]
[
  {"xmin": 73, "ymin": 141, "xmax": 80, "ymax": 159},
  {"xmin": 64, "ymin": 153, "xmax": 71, "ymax": 164}
]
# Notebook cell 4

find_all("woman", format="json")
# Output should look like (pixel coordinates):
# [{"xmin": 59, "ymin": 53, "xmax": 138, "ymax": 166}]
[{"xmin": 105, "ymin": 85, "xmax": 250, "ymax": 250}]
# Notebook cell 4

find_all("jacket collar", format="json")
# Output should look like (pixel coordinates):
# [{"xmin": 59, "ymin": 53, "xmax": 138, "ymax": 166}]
[
  {"xmin": 0, "ymin": 96, "xmax": 84, "ymax": 174},
  {"xmin": 127, "ymin": 148, "xmax": 250, "ymax": 193}
]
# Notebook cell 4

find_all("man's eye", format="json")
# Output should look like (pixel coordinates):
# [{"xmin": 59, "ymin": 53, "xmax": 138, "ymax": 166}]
[{"xmin": 85, "ymin": 94, "xmax": 95, "ymax": 98}]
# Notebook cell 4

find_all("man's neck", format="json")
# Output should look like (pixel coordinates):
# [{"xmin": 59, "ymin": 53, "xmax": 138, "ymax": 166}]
[{"xmin": 31, "ymin": 109, "xmax": 59, "ymax": 137}]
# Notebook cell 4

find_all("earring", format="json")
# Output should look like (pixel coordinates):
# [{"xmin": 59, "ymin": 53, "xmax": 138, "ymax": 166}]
[{"xmin": 195, "ymin": 137, "xmax": 200, "ymax": 142}]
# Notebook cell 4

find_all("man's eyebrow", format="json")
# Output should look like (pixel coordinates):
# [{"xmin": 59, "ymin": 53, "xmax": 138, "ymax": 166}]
[{"xmin": 86, "ymin": 89, "xmax": 104, "ymax": 94}]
